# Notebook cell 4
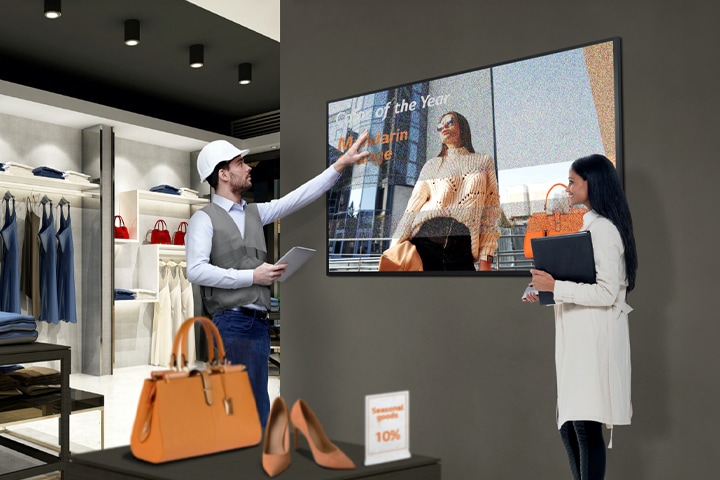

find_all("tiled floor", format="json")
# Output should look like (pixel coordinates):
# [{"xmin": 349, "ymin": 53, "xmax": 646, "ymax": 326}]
[{"xmin": 4, "ymin": 365, "xmax": 281, "ymax": 453}]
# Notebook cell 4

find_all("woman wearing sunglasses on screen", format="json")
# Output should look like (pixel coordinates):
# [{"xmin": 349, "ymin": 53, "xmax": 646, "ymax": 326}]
[
  {"xmin": 387, "ymin": 111, "xmax": 500, "ymax": 271},
  {"xmin": 524, "ymin": 154, "xmax": 638, "ymax": 480}
]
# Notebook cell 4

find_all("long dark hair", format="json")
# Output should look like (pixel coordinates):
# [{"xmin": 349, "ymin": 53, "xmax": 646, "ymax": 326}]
[
  {"xmin": 571, "ymin": 154, "xmax": 638, "ymax": 291},
  {"xmin": 438, "ymin": 111, "xmax": 476, "ymax": 157}
]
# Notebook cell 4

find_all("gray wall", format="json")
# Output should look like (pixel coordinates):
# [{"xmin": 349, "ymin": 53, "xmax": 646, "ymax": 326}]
[{"xmin": 280, "ymin": 0, "xmax": 719, "ymax": 478}]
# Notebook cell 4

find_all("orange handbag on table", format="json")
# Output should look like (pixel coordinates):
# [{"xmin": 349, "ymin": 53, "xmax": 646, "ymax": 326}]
[
  {"xmin": 130, "ymin": 317, "xmax": 262, "ymax": 463},
  {"xmin": 149, "ymin": 219, "xmax": 172, "ymax": 245},
  {"xmin": 523, "ymin": 183, "xmax": 587, "ymax": 258}
]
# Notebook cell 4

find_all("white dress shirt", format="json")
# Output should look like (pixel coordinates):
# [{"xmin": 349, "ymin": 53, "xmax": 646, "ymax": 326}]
[{"xmin": 186, "ymin": 165, "xmax": 339, "ymax": 291}]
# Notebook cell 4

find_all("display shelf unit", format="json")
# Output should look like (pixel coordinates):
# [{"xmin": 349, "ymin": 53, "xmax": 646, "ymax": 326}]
[{"xmin": 115, "ymin": 190, "xmax": 207, "ymax": 301}]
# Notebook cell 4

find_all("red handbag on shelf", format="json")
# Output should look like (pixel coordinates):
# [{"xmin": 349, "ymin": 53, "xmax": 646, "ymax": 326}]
[
  {"xmin": 114, "ymin": 215, "xmax": 130, "ymax": 239},
  {"xmin": 150, "ymin": 219, "xmax": 172, "ymax": 245},
  {"xmin": 173, "ymin": 221, "xmax": 188, "ymax": 246}
]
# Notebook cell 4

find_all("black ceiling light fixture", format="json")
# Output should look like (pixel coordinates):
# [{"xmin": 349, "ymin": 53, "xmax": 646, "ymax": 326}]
[
  {"xmin": 190, "ymin": 44, "xmax": 204, "ymax": 68},
  {"xmin": 238, "ymin": 63, "xmax": 252, "ymax": 85},
  {"xmin": 44, "ymin": 0, "xmax": 61, "ymax": 19},
  {"xmin": 124, "ymin": 19, "xmax": 140, "ymax": 46}
]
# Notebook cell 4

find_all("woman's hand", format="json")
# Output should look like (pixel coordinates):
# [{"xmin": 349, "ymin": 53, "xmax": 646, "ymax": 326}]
[{"xmin": 529, "ymin": 268, "xmax": 556, "ymax": 292}]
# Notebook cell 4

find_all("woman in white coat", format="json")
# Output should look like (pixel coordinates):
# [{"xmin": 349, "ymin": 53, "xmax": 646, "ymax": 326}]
[{"xmin": 525, "ymin": 154, "xmax": 638, "ymax": 480}]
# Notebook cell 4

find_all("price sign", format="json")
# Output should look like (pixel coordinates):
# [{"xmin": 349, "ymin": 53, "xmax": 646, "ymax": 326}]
[{"xmin": 365, "ymin": 390, "xmax": 410, "ymax": 466}]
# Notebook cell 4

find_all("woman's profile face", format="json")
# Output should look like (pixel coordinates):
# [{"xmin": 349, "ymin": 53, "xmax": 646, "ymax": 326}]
[
  {"xmin": 437, "ymin": 114, "xmax": 462, "ymax": 147},
  {"xmin": 566, "ymin": 169, "xmax": 590, "ymax": 209}
]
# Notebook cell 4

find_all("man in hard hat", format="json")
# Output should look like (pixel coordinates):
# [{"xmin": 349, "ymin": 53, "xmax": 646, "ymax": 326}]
[{"xmin": 186, "ymin": 131, "xmax": 369, "ymax": 427}]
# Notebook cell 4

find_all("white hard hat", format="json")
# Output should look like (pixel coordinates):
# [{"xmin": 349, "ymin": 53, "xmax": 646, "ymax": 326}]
[{"xmin": 197, "ymin": 140, "xmax": 250, "ymax": 182}]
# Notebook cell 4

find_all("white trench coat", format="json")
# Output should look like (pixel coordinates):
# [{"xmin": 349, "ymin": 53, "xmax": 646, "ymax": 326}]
[{"xmin": 552, "ymin": 210, "xmax": 632, "ymax": 430}]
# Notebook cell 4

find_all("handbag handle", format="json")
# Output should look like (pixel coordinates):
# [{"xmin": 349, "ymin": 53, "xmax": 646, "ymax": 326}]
[
  {"xmin": 176, "ymin": 221, "xmax": 188, "ymax": 233},
  {"xmin": 154, "ymin": 219, "xmax": 168, "ymax": 230},
  {"xmin": 170, "ymin": 317, "xmax": 227, "ymax": 369},
  {"xmin": 543, "ymin": 183, "xmax": 568, "ymax": 211},
  {"xmin": 114, "ymin": 215, "xmax": 126, "ymax": 227}
]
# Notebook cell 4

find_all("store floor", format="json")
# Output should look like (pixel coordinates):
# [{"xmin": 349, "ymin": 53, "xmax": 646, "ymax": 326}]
[{"xmin": 4, "ymin": 365, "xmax": 281, "ymax": 453}]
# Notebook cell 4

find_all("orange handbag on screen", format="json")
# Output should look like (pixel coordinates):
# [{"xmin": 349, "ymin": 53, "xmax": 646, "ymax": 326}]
[
  {"xmin": 523, "ymin": 183, "xmax": 587, "ymax": 258},
  {"xmin": 130, "ymin": 317, "xmax": 262, "ymax": 463}
]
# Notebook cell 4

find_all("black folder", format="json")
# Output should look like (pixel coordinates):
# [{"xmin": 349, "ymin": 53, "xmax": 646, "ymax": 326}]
[{"xmin": 531, "ymin": 231, "xmax": 596, "ymax": 305}]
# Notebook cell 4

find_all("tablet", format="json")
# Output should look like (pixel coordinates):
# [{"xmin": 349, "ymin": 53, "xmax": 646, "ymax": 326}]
[{"xmin": 275, "ymin": 246, "xmax": 317, "ymax": 282}]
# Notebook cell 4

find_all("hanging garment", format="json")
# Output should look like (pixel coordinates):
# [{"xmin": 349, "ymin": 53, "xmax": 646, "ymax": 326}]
[
  {"xmin": 37, "ymin": 198, "xmax": 59, "ymax": 324},
  {"xmin": 56, "ymin": 199, "xmax": 77, "ymax": 323},
  {"xmin": 167, "ymin": 263, "xmax": 194, "ymax": 363},
  {"xmin": 1, "ymin": 193, "xmax": 21, "ymax": 313},
  {"xmin": 178, "ymin": 264, "xmax": 196, "ymax": 364},
  {"xmin": 151, "ymin": 264, "xmax": 172, "ymax": 366},
  {"xmin": 21, "ymin": 196, "xmax": 42, "ymax": 317}
]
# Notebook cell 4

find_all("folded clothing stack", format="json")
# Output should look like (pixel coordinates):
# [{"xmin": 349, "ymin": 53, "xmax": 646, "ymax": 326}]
[
  {"xmin": 32, "ymin": 165, "xmax": 65, "ymax": 179},
  {"xmin": 179, "ymin": 187, "xmax": 199, "ymax": 199},
  {"xmin": 150, "ymin": 184, "xmax": 180, "ymax": 195},
  {"xmin": 0, "ymin": 312, "xmax": 38, "ymax": 346},
  {"xmin": 270, "ymin": 297, "xmax": 280, "ymax": 312},
  {"xmin": 114, "ymin": 288, "xmax": 136, "ymax": 301},
  {"xmin": 0, "ymin": 373, "xmax": 21, "ymax": 398},
  {"xmin": 0, "ymin": 162, "xmax": 5, "ymax": 172},
  {"xmin": 7, "ymin": 366, "xmax": 61, "ymax": 395},
  {"xmin": 63, "ymin": 170, "xmax": 94, "ymax": 184},
  {"xmin": 0, "ymin": 161, "xmax": 35, "ymax": 177}
]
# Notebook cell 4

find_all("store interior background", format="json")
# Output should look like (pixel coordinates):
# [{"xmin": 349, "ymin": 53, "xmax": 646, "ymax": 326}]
[{"xmin": 0, "ymin": 0, "xmax": 717, "ymax": 478}]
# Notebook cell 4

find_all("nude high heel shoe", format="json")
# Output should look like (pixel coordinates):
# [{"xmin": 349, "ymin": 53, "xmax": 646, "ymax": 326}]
[
  {"xmin": 262, "ymin": 397, "xmax": 291, "ymax": 477},
  {"xmin": 290, "ymin": 399, "xmax": 355, "ymax": 470}
]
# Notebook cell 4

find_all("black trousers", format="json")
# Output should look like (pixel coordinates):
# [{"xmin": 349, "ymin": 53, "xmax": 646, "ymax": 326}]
[
  {"xmin": 559, "ymin": 421, "xmax": 606, "ymax": 480},
  {"xmin": 409, "ymin": 218, "xmax": 475, "ymax": 271}
]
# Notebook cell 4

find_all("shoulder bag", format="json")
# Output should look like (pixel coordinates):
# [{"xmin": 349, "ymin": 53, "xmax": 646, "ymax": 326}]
[
  {"xmin": 114, "ymin": 215, "xmax": 130, "ymax": 239},
  {"xmin": 378, "ymin": 239, "xmax": 423, "ymax": 271},
  {"xmin": 523, "ymin": 183, "xmax": 587, "ymax": 258},
  {"xmin": 172, "ymin": 221, "xmax": 188, "ymax": 246},
  {"xmin": 130, "ymin": 317, "xmax": 262, "ymax": 463},
  {"xmin": 150, "ymin": 219, "xmax": 172, "ymax": 245}
]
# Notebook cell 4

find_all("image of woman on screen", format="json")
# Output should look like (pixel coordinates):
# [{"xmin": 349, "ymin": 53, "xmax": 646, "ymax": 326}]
[
  {"xmin": 387, "ymin": 111, "xmax": 500, "ymax": 271},
  {"xmin": 524, "ymin": 154, "xmax": 638, "ymax": 480}
]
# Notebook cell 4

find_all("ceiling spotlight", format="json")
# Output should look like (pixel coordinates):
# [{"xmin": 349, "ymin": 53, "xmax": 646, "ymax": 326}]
[
  {"xmin": 238, "ymin": 63, "xmax": 252, "ymax": 85},
  {"xmin": 44, "ymin": 0, "xmax": 61, "ymax": 19},
  {"xmin": 189, "ymin": 44, "xmax": 204, "ymax": 68},
  {"xmin": 124, "ymin": 19, "xmax": 140, "ymax": 46}
]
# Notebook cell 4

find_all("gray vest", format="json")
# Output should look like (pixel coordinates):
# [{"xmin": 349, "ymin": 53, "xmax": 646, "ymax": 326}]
[{"xmin": 199, "ymin": 202, "xmax": 270, "ymax": 314}]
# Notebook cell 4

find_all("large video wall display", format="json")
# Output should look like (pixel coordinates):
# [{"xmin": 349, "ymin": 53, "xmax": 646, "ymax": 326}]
[{"xmin": 326, "ymin": 38, "xmax": 623, "ymax": 276}]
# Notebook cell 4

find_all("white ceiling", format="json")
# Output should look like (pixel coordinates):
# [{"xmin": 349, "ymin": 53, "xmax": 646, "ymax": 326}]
[
  {"xmin": 187, "ymin": 0, "xmax": 280, "ymax": 41},
  {"xmin": 0, "ymin": 1, "xmax": 281, "ymax": 153}
]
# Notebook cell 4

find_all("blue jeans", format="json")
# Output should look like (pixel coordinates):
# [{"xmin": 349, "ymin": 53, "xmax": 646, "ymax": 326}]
[{"xmin": 212, "ymin": 310, "xmax": 271, "ymax": 427}]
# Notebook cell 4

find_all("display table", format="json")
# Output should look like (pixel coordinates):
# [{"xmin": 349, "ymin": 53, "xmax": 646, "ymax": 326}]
[
  {"xmin": 67, "ymin": 441, "xmax": 441, "ymax": 480},
  {"xmin": 0, "ymin": 342, "xmax": 70, "ymax": 480}
]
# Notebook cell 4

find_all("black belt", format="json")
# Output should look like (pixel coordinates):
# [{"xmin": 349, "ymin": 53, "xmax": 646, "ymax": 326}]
[{"xmin": 230, "ymin": 306, "xmax": 269, "ymax": 320}]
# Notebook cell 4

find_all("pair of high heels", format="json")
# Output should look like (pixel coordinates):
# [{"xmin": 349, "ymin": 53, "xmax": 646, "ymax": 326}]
[{"xmin": 262, "ymin": 397, "xmax": 356, "ymax": 477}]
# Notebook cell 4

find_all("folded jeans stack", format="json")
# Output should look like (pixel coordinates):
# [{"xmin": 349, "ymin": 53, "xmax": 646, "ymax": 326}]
[
  {"xmin": 149, "ymin": 184, "xmax": 181, "ymax": 195},
  {"xmin": 32, "ymin": 166, "xmax": 65, "ymax": 180},
  {"xmin": 0, "ymin": 311, "xmax": 38, "ymax": 345}
]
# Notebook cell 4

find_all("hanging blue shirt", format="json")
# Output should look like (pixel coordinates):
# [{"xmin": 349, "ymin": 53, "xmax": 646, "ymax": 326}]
[
  {"xmin": 56, "ymin": 202, "xmax": 77, "ymax": 323},
  {"xmin": 38, "ymin": 200, "xmax": 59, "ymax": 324},
  {"xmin": 0, "ymin": 195, "xmax": 21, "ymax": 314}
]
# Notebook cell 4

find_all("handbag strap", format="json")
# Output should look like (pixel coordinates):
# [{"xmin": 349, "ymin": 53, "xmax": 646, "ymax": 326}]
[
  {"xmin": 544, "ymin": 183, "xmax": 568, "ymax": 211},
  {"xmin": 114, "ymin": 215, "xmax": 125, "ymax": 227},
  {"xmin": 154, "ymin": 219, "xmax": 167, "ymax": 230},
  {"xmin": 177, "ymin": 221, "xmax": 188, "ymax": 233},
  {"xmin": 170, "ymin": 317, "xmax": 227, "ymax": 369}
]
